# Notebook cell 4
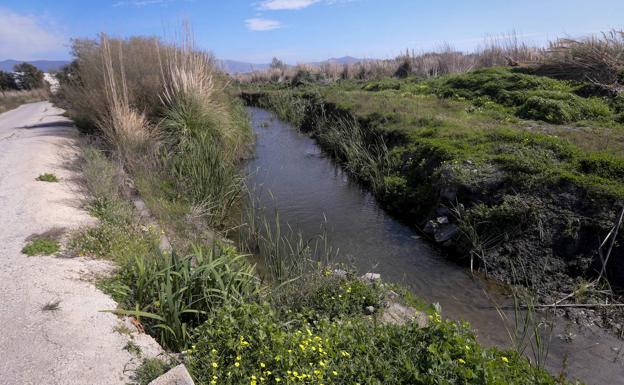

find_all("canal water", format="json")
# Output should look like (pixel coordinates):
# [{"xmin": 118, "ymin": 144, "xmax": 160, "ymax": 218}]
[{"xmin": 245, "ymin": 106, "xmax": 624, "ymax": 384}]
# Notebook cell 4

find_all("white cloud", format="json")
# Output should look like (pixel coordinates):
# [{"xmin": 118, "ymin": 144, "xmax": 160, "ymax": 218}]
[
  {"xmin": 0, "ymin": 8, "xmax": 66, "ymax": 60},
  {"xmin": 113, "ymin": 0, "xmax": 174, "ymax": 7},
  {"xmin": 245, "ymin": 18, "xmax": 282, "ymax": 31},
  {"xmin": 258, "ymin": 0, "xmax": 320, "ymax": 10}
]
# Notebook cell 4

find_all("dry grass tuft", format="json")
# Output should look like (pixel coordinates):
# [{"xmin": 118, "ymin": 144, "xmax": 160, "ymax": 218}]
[
  {"xmin": 537, "ymin": 30, "xmax": 624, "ymax": 92},
  {"xmin": 0, "ymin": 88, "xmax": 49, "ymax": 114}
]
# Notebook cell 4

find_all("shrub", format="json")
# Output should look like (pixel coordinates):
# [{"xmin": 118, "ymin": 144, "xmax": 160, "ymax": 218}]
[
  {"xmin": 272, "ymin": 273, "xmax": 386, "ymax": 320},
  {"xmin": 517, "ymin": 94, "xmax": 611, "ymax": 123},
  {"xmin": 291, "ymin": 69, "xmax": 316, "ymax": 86},
  {"xmin": 188, "ymin": 302, "xmax": 560, "ymax": 385},
  {"xmin": 0, "ymin": 70, "xmax": 17, "ymax": 90},
  {"xmin": 430, "ymin": 67, "xmax": 613, "ymax": 123},
  {"xmin": 13, "ymin": 62, "xmax": 44, "ymax": 90},
  {"xmin": 578, "ymin": 153, "xmax": 624, "ymax": 181}
]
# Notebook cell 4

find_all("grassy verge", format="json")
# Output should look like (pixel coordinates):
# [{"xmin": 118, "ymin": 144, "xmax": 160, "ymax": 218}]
[
  {"xmin": 0, "ymin": 89, "xmax": 48, "ymax": 114},
  {"xmin": 240, "ymin": 66, "xmax": 624, "ymax": 331}
]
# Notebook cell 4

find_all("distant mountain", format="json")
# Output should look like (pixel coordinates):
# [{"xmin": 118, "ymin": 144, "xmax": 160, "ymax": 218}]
[
  {"xmin": 0, "ymin": 60, "xmax": 70, "ymax": 73},
  {"xmin": 218, "ymin": 56, "xmax": 371, "ymax": 74},
  {"xmin": 217, "ymin": 60, "xmax": 270, "ymax": 74},
  {"xmin": 313, "ymin": 56, "xmax": 366, "ymax": 65},
  {"xmin": 0, "ymin": 57, "xmax": 369, "ymax": 75}
]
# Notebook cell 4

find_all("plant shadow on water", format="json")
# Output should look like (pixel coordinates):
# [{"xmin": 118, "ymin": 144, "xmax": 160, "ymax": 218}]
[{"xmin": 244, "ymin": 106, "xmax": 624, "ymax": 384}]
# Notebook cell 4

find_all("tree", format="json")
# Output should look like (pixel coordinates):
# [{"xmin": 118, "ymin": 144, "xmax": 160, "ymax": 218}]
[
  {"xmin": 0, "ymin": 71, "xmax": 17, "ymax": 90},
  {"xmin": 13, "ymin": 62, "xmax": 44, "ymax": 90},
  {"xmin": 270, "ymin": 57, "xmax": 285, "ymax": 70}
]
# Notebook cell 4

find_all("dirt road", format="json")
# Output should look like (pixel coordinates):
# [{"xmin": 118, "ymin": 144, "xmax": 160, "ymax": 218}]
[{"xmin": 0, "ymin": 102, "xmax": 160, "ymax": 385}]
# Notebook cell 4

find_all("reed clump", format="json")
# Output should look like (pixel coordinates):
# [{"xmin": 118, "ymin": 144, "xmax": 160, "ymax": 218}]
[{"xmin": 59, "ymin": 32, "xmax": 250, "ymax": 229}]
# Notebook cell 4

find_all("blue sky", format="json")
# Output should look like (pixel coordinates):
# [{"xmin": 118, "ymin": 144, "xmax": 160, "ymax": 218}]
[{"xmin": 1, "ymin": 0, "xmax": 623, "ymax": 63}]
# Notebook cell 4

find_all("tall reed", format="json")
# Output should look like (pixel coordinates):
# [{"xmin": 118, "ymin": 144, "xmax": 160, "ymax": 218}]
[{"xmin": 237, "ymin": 191, "xmax": 337, "ymax": 285}]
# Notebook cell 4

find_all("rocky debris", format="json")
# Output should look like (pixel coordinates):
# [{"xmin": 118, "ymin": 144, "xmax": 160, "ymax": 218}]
[
  {"xmin": 148, "ymin": 364, "xmax": 194, "ymax": 385},
  {"xmin": 423, "ymin": 220, "xmax": 437, "ymax": 234},
  {"xmin": 361, "ymin": 272, "xmax": 381, "ymax": 282},
  {"xmin": 423, "ymin": 217, "xmax": 459, "ymax": 244},
  {"xmin": 381, "ymin": 302, "xmax": 429, "ymax": 327},
  {"xmin": 357, "ymin": 273, "xmax": 429, "ymax": 328}
]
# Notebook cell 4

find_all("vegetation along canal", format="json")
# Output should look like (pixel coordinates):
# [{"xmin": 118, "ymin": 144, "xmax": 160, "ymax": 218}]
[{"xmin": 245, "ymin": 106, "xmax": 624, "ymax": 384}]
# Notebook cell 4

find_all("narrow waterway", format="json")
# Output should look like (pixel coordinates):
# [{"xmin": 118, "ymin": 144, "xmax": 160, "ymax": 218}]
[{"xmin": 245, "ymin": 107, "xmax": 624, "ymax": 384}]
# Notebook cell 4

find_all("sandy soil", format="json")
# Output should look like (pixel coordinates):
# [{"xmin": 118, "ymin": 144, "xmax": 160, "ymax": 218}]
[{"xmin": 0, "ymin": 102, "xmax": 162, "ymax": 385}]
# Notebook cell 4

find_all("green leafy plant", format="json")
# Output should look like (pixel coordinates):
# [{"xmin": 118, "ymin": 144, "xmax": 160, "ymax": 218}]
[
  {"xmin": 106, "ymin": 245, "xmax": 258, "ymax": 350},
  {"xmin": 36, "ymin": 173, "xmax": 59, "ymax": 182},
  {"xmin": 188, "ymin": 302, "xmax": 562, "ymax": 385}
]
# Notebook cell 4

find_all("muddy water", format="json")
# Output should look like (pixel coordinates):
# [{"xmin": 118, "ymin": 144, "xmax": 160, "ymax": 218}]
[{"xmin": 246, "ymin": 107, "xmax": 624, "ymax": 384}]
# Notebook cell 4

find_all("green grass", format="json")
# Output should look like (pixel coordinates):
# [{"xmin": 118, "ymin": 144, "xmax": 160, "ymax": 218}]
[
  {"xmin": 22, "ymin": 238, "xmax": 60, "ymax": 256},
  {"xmin": 36, "ymin": 173, "xmax": 59, "ymax": 182}
]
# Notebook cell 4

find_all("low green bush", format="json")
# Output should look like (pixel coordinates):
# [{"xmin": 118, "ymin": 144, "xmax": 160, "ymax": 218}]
[
  {"xmin": 578, "ymin": 152, "xmax": 624, "ymax": 182},
  {"xmin": 188, "ymin": 302, "xmax": 561, "ymax": 385},
  {"xmin": 429, "ymin": 67, "xmax": 614, "ymax": 124},
  {"xmin": 517, "ymin": 95, "xmax": 611, "ymax": 123},
  {"xmin": 273, "ymin": 273, "xmax": 386, "ymax": 320}
]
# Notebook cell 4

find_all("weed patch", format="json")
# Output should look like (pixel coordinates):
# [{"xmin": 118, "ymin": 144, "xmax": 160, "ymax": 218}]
[
  {"xmin": 131, "ymin": 358, "xmax": 175, "ymax": 385},
  {"xmin": 22, "ymin": 238, "xmax": 60, "ymax": 256},
  {"xmin": 188, "ymin": 301, "xmax": 561, "ymax": 385},
  {"xmin": 36, "ymin": 173, "xmax": 59, "ymax": 182}
]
